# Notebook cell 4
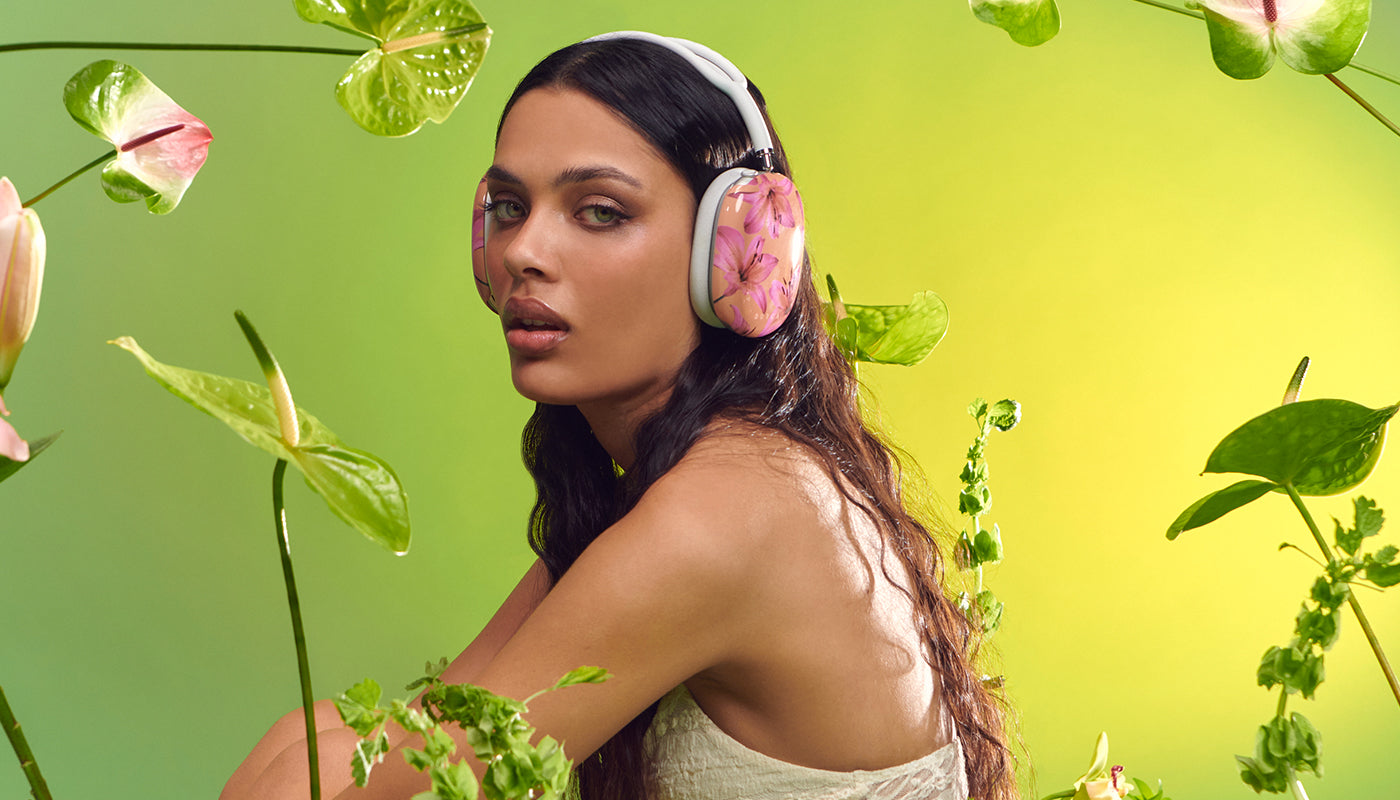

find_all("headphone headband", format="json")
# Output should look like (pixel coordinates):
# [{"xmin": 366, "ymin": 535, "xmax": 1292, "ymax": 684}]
[{"xmin": 583, "ymin": 31, "xmax": 776, "ymax": 159}]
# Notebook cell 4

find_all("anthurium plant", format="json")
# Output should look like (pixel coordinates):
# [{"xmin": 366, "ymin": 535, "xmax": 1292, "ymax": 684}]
[
  {"xmin": 1168, "ymin": 358, "xmax": 1399, "ymax": 796},
  {"xmin": 114, "ymin": 312, "xmax": 411, "ymax": 800}
]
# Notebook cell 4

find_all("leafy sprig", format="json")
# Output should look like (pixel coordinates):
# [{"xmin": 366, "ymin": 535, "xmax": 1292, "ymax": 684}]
[
  {"xmin": 335, "ymin": 663, "xmax": 609, "ymax": 800},
  {"xmin": 955, "ymin": 397, "xmax": 1021, "ymax": 638}
]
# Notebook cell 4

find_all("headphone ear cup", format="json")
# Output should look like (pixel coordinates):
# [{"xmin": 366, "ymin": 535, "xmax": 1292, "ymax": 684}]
[
  {"xmin": 691, "ymin": 169, "xmax": 805, "ymax": 337},
  {"xmin": 471, "ymin": 176, "xmax": 498, "ymax": 313}
]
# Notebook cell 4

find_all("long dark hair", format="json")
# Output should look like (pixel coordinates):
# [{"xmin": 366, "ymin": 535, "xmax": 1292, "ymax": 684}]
[{"xmin": 499, "ymin": 36, "xmax": 1018, "ymax": 800}]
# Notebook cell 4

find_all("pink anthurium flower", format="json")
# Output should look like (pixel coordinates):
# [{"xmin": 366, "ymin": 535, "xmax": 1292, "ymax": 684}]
[
  {"xmin": 63, "ymin": 60, "xmax": 213, "ymax": 214},
  {"xmin": 1188, "ymin": 0, "xmax": 1370, "ymax": 79},
  {"xmin": 0, "ymin": 178, "xmax": 45, "ymax": 392},
  {"xmin": 0, "ymin": 393, "xmax": 28, "ymax": 462}
]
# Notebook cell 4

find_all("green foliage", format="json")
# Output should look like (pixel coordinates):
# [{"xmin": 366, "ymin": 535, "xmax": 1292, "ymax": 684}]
[
  {"xmin": 1166, "ymin": 479, "xmax": 1277, "ymax": 539},
  {"xmin": 111, "ymin": 325, "xmax": 411, "ymax": 553},
  {"xmin": 336, "ymin": 664, "xmax": 609, "ymax": 800},
  {"xmin": 955, "ymin": 397, "xmax": 1020, "ymax": 640},
  {"xmin": 970, "ymin": 0, "xmax": 1061, "ymax": 47},
  {"xmin": 1204, "ymin": 399, "xmax": 1396, "ymax": 496},
  {"xmin": 294, "ymin": 0, "xmax": 492, "ymax": 136},
  {"xmin": 1236, "ymin": 712, "xmax": 1323, "ymax": 793},
  {"xmin": 820, "ymin": 274, "xmax": 948, "ymax": 366},
  {"xmin": 0, "ymin": 431, "xmax": 59, "ymax": 484}
]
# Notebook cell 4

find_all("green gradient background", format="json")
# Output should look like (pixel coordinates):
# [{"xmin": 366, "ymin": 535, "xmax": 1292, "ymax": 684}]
[{"xmin": 3, "ymin": 1, "xmax": 1399, "ymax": 797}]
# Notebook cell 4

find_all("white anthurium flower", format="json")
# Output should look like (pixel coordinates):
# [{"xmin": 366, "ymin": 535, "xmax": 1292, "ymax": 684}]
[
  {"xmin": 63, "ymin": 60, "xmax": 213, "ymax": 214},
  {"xmin": 1188, "ymin": 0, "xmax": 1371, "ymax": 79}
]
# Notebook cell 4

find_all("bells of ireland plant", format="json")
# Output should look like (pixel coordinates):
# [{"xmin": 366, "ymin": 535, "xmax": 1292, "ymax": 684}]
[
  {"xmin": 63, "ymin": 61, "xmax": 213, "ymax": 214},
  {"xmin": 0, "ymin": 177, "xmax": 45, "ymax": 393}
]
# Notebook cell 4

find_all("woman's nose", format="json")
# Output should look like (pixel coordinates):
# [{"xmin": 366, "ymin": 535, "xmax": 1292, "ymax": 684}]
[{"xmin": 499, "ymin": 209, "xmax": 560, "ymax": 285}]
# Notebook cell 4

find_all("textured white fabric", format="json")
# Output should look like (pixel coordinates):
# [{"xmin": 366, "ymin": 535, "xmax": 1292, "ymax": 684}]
[{"xmin": 644, "ymin": 685, "xmax": 969, "ymax": 800}]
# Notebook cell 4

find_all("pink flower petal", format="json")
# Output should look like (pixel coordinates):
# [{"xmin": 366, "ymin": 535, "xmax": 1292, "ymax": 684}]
[
  {"xmin": 0, "ymin": 396, "xmax": 28, "ymax": 462},
  {"xmin": 0, "ymin": 178, "xmax": 20, "ymax": 218}
]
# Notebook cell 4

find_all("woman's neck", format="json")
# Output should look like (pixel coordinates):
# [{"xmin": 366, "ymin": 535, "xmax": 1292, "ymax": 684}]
[{"xmin": 575, "ymin": 386, "xmax": 675, "ymax": 472}]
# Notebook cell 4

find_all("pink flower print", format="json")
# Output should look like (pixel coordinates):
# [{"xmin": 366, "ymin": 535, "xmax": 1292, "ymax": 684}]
[
  {"xmin": 713, "ymin": 225, "xmax": 776, "ymax": 311},
  {"xmin": 472, "ymin": 202, "xmax": 486, "ymax": 252},
  {"xmin": 730, "ymin": 173, "xmax": 798, "ymax": 238}
]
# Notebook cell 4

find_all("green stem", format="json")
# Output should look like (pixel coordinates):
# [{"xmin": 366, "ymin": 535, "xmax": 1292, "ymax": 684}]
[
  {"xmin": 1348, "ymin": 62, "xmax": 1400, "ymax": 90},
  {"xmin": 1283, "ymin": 483, "xmax": 1400, "ymax": 709},
  {"xmin": 273, "ymin": 458, "xmax": 320, "ymax": 800},
  {"xmin": 1275, "ymin": 686, "xmax": 1289, "ymax": 717},
  {"xmin": 1325, "ymin": 73, "xmax": 1400, "ymax": 140},
  {"xmin": 1287, "ymin": 765, "xmax": 1310, "ymax": 800},
  {"xmin": 0, "ymin": 685, "xmax": 54, "ymax": 800},
  {"xmin": 22, "ymin": 150, "xmax": 116, "ymax": 208},
  {"xmin": 0, "ymin": 41, "xmax": 362, "ymax": 56},
  {"xmin": 1127, "ymin": 0, "xmax": 1203, "ymax": 20}
]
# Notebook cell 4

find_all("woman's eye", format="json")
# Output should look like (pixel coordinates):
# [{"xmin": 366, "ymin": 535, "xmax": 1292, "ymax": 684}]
[
  {"xmin": 580, "ymin": 205, "xmax": 625, "ymax": 226},
  {"xmin": 489, "ymin": 200, "xmax": 525, "ymax": 222}
]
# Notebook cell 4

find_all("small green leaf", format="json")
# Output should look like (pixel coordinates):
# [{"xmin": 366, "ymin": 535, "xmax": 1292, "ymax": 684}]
[
  {"xmin": 550, "ymin": 666, "xmax": 610, "ymax": 691},
  {"xmin": 296, "ymin": 0, "xmax": 492, "ymax": 136},
  {"xmin": 973, "ymin": 524, "xmax": 1004, "ymax": 565},
  {"xmin": 988, "ymin": 399, "xmax": 1021, "ymax": 432},
  {"xmin": 351, "ymin": 731, "xmax": 390, "ymax": 787},
  {"xmin": 1166, "ymin": 479, "xmax": 1278, "ymax": 539},
  {"xmin": 842, "ymin": 291, "xmax": 949, "ymax": 366},
  {"xmin": 335, "ymin": 678, "xmax": 385, "ymax": 735},
  {"xmin": 1290, "ymin": 712, "xmax": 1323, "ymax": 774},
  {"xmin": 1203, "ymin": 399, "xmax": 1397, "ymax": 496},
  {"xmin": 1364, "ymin": 560, "xmax": 1400, "ymax": 587},
  {"xmin": 0, "ymin": 431, "xmax": 60, "ymax": 484},
  {"xmin": 968, "ymin": 398, "xmax": 989, "ymax": 420},
  {"xmin": 970, "ymin": 0, "xmax": 1061, "ymax": 47}
]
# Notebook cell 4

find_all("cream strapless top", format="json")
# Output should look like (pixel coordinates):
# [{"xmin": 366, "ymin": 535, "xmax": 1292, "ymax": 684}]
[{"xmin": 643, "ymin": 685, "xmax": 969, "ymax": 800}]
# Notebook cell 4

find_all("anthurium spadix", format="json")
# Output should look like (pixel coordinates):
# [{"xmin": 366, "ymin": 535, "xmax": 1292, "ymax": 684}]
[
  {"xmin": 63, "ymin": 60, "xmax": 212, "ymax": 214},
  {"xmin": 111, "ymin": 315, "xmax": 410, "ymax": 553},
  {"xmin": 0, "ymin": 178, "xmax": 44, "ymax": 391},
  {"xmin": 294, "ymin": 0, "xmax": 491, "ymax": 136},
  {"xmin": 969, "ymin": 0, "xmax": 1061, "ymax": 47},
  {"xmin": 1186, "ymin": 0, "xmax": 1371, "ymax": 80}
]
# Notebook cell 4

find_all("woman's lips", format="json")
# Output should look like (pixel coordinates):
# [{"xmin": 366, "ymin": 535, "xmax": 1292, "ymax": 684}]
[{"xmin": 502, "ymin": 297, "xmax": 570, "ymax": 356}]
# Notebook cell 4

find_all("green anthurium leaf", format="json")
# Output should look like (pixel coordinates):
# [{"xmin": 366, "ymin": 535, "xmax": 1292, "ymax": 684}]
[
  {"xmin": 844, "ymin": 291, "xmax": 949, "ymax": 366},
  {"xmin": 969, "ymin": 0, "xmax": 1061, "ymax": 47},
  {"xmin": 1167, "ymin": 479, "xmax": 1279, "ymax": 539},
  {"xmin": 296, "ymin": 0, "xmax": 491, "ymax": 136},
  {"xmin": 0, "ymin": 430, "xmax": 60, "ymax": 484},
  {"xmin": 110, "ymin": 336, "xmax": 342, "ymax": 461},
  {"xmin": 1204, "ymin": 399, "xmax": 1397, "ymax": 496},
  {"xmin": 114, "ymin": 336, "xmax": 410, "ymax": 552},
  {"xmin": 291, "ymin": 444, "xmax": 410, "ymax": 554}
]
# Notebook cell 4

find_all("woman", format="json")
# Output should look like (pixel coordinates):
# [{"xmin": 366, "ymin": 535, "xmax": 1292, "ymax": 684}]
[{"xmin": 223, "ymin": 31, "xmax": 1015, "ymax": 800}]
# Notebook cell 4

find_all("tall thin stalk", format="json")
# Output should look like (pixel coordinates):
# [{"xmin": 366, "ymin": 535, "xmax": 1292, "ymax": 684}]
[
  {"xmin": 1, "ymin": 684, "xmax": 54, "ymax": 800},
  {"xmin": 1283, "ymin": 483, "xmax": 1400, "ymax": 709},
  {"xmin": 272, "ymin": 458, "xmax": 320, "ymax": 800}
]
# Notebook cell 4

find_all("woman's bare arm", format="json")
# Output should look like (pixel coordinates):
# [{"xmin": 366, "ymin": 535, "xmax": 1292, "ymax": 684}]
[{"xmin": 220, "ymin": 559, "xmax": 552, "ymax": 800}]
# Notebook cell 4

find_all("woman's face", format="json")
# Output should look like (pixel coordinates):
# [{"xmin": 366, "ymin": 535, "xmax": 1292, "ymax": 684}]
[{"xmin": 484, "ymin": 88, "xmax": 701, "ymax": 417}]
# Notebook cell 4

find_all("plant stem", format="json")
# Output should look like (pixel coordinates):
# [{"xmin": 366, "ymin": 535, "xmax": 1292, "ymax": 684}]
[
  {"xmin": 1287, "ymin": 764, "xmax": 1310, "ymax": 800},
  {"xmin": 0, "ymin": 685, "xmax": 53, "ymax": 800},
  {"xmin": 22, "ymin": 150, "xmax": 116, "ymax": 208},
  {"xmin": 1127, "ymin": 0, "xmax": 1204, "ymax": 20},
  {"xmin": 0, "ymin": 41, "xmax": 362, "ymax": 56},
  {"xmin": 1348, "ymin": 62, "xmax": 1400, "ymax": 90},
  {"xmin": 1283, "ymin": 483, "xmax": 1400, "ymax": 709},
  {"xmin": 272, "ymin": 458, "xmax": 320, "ymax": 800},
  {"xmin": 1324, "ymin": 74, "xmax": 1400, "ymax": 140}
]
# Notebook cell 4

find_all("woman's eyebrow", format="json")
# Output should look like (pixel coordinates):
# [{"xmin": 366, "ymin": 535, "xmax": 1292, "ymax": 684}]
[{"xmin": 485, "ymin": 164, "xmax": 642, "ymax": 189}]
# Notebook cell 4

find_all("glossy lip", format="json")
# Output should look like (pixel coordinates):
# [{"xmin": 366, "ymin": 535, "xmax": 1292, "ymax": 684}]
[{"xmin": 502, "ymin": 296, "xmax": 571, "ymax": 356}]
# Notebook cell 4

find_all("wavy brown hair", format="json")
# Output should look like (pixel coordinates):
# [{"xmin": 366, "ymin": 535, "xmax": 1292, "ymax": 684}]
[{"xmin": 498, "ymin": 36, "xmax": 1018, "ymax": 800}]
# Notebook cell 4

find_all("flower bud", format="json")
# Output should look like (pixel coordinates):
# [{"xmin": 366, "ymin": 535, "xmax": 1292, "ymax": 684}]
[{"xmin": 0, "ymin": 178, "xmax": 46, "ymax": 391}]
